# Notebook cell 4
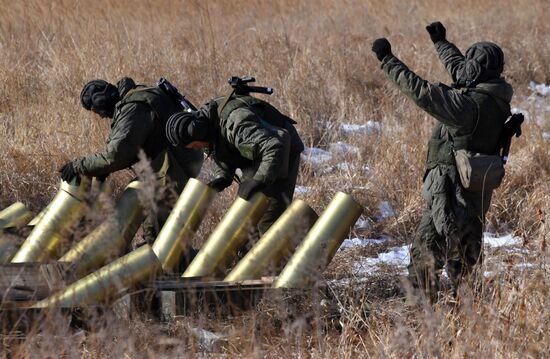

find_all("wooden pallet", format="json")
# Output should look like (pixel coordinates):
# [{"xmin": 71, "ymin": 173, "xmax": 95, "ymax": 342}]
[
  {"xmin": 0, "ymin": 262, "xmax": 74, "ymax": 308},
  {"xmin": 162, "ymin": 276, "xmax": 274, "ymax": 317},
  {"xmin": 0, "ymin": 262, "xmax": 75, "ymax": 335}
]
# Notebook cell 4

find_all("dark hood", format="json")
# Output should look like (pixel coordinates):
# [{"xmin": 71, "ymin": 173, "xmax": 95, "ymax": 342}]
[{"xmin": 456, "ymin": 42, "xmax": 505, "ymax": 88}]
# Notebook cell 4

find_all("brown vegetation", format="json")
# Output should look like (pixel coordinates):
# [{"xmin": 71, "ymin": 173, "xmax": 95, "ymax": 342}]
[{"xmin": 1, "ymin": 0, "xmax": 549, "ymax": 357}]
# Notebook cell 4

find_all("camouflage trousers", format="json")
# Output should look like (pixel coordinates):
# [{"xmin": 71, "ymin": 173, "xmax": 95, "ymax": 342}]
[
  {"xmin": 242, "ymin": 152, "xmax": 301, "ymax": 236},
  {"xmin": 408, "ymin": 165, "xmax": 490, "ymax": 302},
  {"xmin": 142, "ymin": 148, "xmax": 203, "ymax": 244}
]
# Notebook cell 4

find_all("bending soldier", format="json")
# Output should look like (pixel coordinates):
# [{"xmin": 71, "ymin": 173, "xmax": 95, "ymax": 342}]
[
  {"xmin": 59, "ymin": 77, "xmax": 204, "ymax": 241},
  {"xmin": 165, "ymin": 91, "xmax": 304, "ymax": 235},
  {"xmin": 371, "ymin": 22, "xmax": 513, "ymax": 301}
]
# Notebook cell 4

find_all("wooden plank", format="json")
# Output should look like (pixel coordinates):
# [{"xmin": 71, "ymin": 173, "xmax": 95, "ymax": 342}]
[
  {"xmin": 158, "ymin": 291, "xmax": 176, "ymax": 322},
  {"xmin": 0, "ymin": 262, "xmax": 73, "ymax": 305},
  {"xmin": 146, "ymin": 276, "xmax": 276, "ymax": 292}
]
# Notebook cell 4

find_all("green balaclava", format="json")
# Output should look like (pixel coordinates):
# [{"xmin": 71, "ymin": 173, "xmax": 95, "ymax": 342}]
[
  {"xmin": 80, "ymin": 79, "xmax": 120, "ymax": 118},
  {"xmin": 456, "ymin": 42, "xmax": 504, "ymax": 88}
]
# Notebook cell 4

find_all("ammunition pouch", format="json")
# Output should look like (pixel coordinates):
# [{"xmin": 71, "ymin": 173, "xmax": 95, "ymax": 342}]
[{"xmin": 453, "ymin": 149, "xmax": 504, "ymax": 192}]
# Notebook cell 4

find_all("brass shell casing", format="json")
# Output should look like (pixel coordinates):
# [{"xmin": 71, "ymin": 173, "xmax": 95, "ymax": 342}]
[
  {"xmin": 27, "ymin": 178, "xmax": 108, "ymax": 228},
  {"xmin": 59, "ymin": 181, "xmax": 145, "ymax": 278},
  {"xmin": 0, "ymin": 237, "xmax": 20, "ymax": 264},
  {"xmin": 11, "ymin": 179, "xmax": 91, "ymax": 263},
  {"xmin": 182, "ymin": 192, "xmax": 269, "ymax": 278},
  {"xmin": 273, "ymin": 192, "xmax": 363, "ymax": 288},
  {"xmin": 33, "ymin": 244, "xmax": 161, "ymax": 308},
  {"xmin": 152, "ymin": 178, "xmax": 215, "ymax": 272},
  {"xmin": 0, "ymin": 202, "xmax": 33, "ymax": 229},
  {"xmin": 27, "ymin": 206, "xmax": 48, "ymax": 227},
  {"xmin": 224, "ymin": 199, "xmax": 318, "ymax": 282}
]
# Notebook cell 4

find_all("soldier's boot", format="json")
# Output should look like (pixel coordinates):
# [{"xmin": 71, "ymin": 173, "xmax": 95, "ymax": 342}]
[
  {"xmin": 446, "ymin": 221, "xmax": 484, "ymax": 299},
  {"xmin": 408, "ymin": 258, "xmax": 440, "ymax": 305}
]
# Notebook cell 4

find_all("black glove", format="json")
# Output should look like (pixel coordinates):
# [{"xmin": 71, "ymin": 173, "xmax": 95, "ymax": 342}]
[
  {"xmin": 426, "ymin": 21, "xmax": 446, "ymax": 43},
  {"xmin": 237, "ymin": 179, "xmax": 265, "ymax": 200},
  {"xmin": 371, "ymin": 38, "xmax": 392, "ymax": 62},
  {"xmin": 208, "ymin": 177, "xmax": 233, "ymax": 192},
  {"xmin": 503, "ymin": 113, "xmax": 524, "ymax": 138},
  {"xmin": 59, "ymin": 161, "xmax": 78, "ymax": 182}
]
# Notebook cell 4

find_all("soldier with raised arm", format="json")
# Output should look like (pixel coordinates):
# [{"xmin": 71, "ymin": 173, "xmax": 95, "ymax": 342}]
[{"xmin": 371, "ymin": 22, "xmax": 514, "ymax": 302}]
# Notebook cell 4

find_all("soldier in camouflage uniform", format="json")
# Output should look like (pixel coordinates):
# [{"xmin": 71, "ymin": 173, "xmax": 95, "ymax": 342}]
[
  {"xmin": 59, "ymin": 77, "xmax": 204, "ymax": 241},
  {"xmin": 371, "ymin": 22, "xmax": 513, "ymax": 301},
  {"xmin": 165, "ymin": 93, "xmax": 304, "ymax": 235}
]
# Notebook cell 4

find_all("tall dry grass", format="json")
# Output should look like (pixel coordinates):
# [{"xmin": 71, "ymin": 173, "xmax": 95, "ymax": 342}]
[{"xmin": 1, "ymin": 0, "xmax": 549, "ymax": 357}]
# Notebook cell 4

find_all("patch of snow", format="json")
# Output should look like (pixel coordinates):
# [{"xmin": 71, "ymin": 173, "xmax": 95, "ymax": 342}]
[
  {"xmin": 323, "ymin": 162, "xmax": 370, "ymax": 175},
  {"xmin": 189, "ymin": 327, "xmax": 224, "ymax": 352},
  {"xmin": 529, "ymin": 81, "xmax": 550, "ymax": 96},
  {"xmin": 338, "ymin": 236, "xmax": 390, "ymax": 251},
  {"xmin": 294, "ymin": 185, "xmax": 310, "ymax": 194},
  {"xmin": 353, "ymin": 245, "xmax": 410, "ymax": 275},
  {"xmin": 301, "ymin": 147, "xmax": 332, "ymax": 166},
  {"xmin": 378, "ymin": 201, "xmax": 395, "ymax": 218},
  {"xmin": 483, "ymin": 233, "xmax": 522, "ymax": 248},
  {"xmin": 354, "ymin": 217, "xmax": 370, "ymax": 230},
  {"xmin": 335, "ymin": 162, "xmax": 354, "ymax": 172},
  {"xmin": 542, "ymin": 132, "xmax": 550, "ymax": 142},
  {"xmin": 514, "ymin": 263, "xmax": 536, "ymax": 270},
  {"xmin": 328, "ymin": 141, "xmax": 360, "ymax": 156},
  {"xmin": 340, "ymin": 121, "xmax": 382, "ymax": 136}
]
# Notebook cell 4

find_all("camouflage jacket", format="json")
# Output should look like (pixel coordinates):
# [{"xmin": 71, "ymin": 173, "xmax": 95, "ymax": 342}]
[
  {"xmin": 73, "ymin": 78, "xmax": 203, "ymax": 180},
  {"xmin": 204, "ymin": 95, "xmax": 304, "ymax": 185},
  {"xmin": 380, "ymin": 40, "xmax": 513, "ymax": 216}
]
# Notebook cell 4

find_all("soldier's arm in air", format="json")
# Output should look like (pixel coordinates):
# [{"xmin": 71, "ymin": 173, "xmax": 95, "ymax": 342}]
[
  {"xmin": 72, "ymin": 103, "xmax": 155, "ymax": 176},
  {"xmin": 228, "ymin": 107, "xmax": 285, "ymax": 185},
  {"xmin": 426, "ymin": 22, "xmax": 465, "ymax": 86},
  {"xmin": 379, "ymin": 54, "xmax": 478, "ymax": 132},
  {"xmin": 435, "ymin": 41, "xmax": 465, "ymax": 84}
]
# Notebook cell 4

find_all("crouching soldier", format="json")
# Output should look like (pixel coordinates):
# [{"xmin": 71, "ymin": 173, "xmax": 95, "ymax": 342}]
[
  {"xmin": 165, "ymin": 80, "xmax": 304, "ymax": 235},
  {"xmin": 59, "ymin": 77, "xmax": 204, "ymax": 241},
  {"xmin": 371, "ymin": 22, "xmax": 514, "ymax": 301}
]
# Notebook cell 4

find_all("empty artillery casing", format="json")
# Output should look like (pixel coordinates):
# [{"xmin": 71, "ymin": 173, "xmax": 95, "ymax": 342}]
[
  {"xmin": 182, "ymin": 192, "xmax": 269, "ymax": 278},
  {"xmin": 27, "ymin": 206, "xmax": 48, "ymax": 227},
  {"xmin": 60, "ymin": 181, "xmax": 145, "ymax": 278},
  {"xmin": 11, "ymin": 178, "xmax": 91, "ymax": 263},
  {"xmin": 33, "ymin": 244, "xmax": 161, "ymax": 308},
  {"xmin": 27, "ymin": 178, "xmax": 108, "ymax": 228},
  {"xmin": 152, "ymin": 178, "xmax": 215, "ymax": 272},
  {"xmin": 0, "ymin": 202, "xmax": 33, "ymax": 229},
  {"xmin": 273, "ymin": 192, "xmax": 363, "ymax": 288},
  {"xmin": 224, "ymin": 199, "xmax": 318, "ymax": 282}
]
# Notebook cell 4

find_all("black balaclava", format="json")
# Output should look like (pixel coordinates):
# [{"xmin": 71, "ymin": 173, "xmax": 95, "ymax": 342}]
[
  {"xmin": 455, "ymin": 42, "xmax": 505, "ymax": 88},
  {"xmin": 165, "ymin": 110, "xmax": 211, "ymax": 147},
  {"xmin": 80, "ymin": 80, "xmax": 120, "ymax": 118}
]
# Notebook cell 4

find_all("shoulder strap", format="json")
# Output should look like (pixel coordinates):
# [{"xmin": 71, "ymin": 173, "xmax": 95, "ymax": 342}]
[{"xmin": 217, "ymin": 90, "xmax": 236, "ymax": 118}]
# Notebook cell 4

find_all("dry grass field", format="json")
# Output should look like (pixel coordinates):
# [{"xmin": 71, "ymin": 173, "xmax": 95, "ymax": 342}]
[{"xmin": 1, "ymin": 0, "xmax": 549, "ymax": 357}]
